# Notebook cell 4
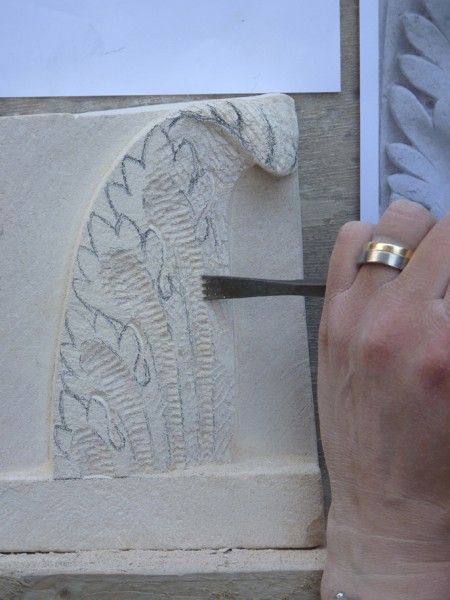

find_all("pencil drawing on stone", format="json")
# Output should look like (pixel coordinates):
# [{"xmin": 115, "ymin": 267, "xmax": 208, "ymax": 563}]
[
  {"xmin": 382, "ymin": 0, "xmax": 450, "ymax": 217},
  {"xmin": 0, "ymin": 95, "xmax": 323, "ymax": 552},
  {"xmin": 53, "ymin": 99, "xmax": 298, "ymax": 479}
]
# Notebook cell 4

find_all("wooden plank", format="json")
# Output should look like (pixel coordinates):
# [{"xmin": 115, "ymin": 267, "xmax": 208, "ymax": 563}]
[{"xmin": 298, "ymin": 0, "xmax": 360, "ymax": 508}]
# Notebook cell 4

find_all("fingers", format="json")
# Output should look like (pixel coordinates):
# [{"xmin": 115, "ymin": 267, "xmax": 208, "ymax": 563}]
[
  {"xmin": 325, "ymin": 221, "xmax": 374, "ymax": 300},
  {"xmin": 353, "ymin": 200, "xmax": 436, "ymax": 294},
  {"xmin": 325, "ymin": 200, "xmax": 439, "ymax": 304},
  {"xmin": 396, "ymin": 212, "xmax": 450, "ymax": 300}
]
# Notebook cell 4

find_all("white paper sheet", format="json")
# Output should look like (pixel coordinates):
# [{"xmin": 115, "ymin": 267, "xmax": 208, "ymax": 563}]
[
  {"xmin": 0, "ymin": 0, "xmax": 341, "ymax": 97},
  {"xmin": 359, "ymin": 0, "xmax": 380, "ymax": 224}
]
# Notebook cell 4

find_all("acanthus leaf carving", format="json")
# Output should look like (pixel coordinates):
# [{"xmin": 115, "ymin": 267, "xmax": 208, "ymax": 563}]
[
  {"xmin": 53, "ymin": 98, "xmax": 298, "ymax": 479},
  {"xmin": 387, "ymin": 1, "xmax": 450, "ymax": 217}
]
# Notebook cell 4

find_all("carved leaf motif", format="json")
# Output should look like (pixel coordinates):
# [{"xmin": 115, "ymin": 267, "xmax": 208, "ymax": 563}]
[
  {"xmin": 387, "ymin": 142, "xmax": 434, "ymax": 180},
  {"xmin": 387, "ymin": 5, "xmax": 450, "ymax": 216},
  {"xmin": 53, "ymin": 99, "xmax": 298, "ymax": 479},
  {"xmin": 423, "ymin": 0, "xmax": 450, "ymax": 43},
  {"xmin": 399, "ymin": 55, "xmax": 450, "ymax": 99},
  {"xmin": 402, "ymin": 13, "xmax": 450, "ymax": 68}
]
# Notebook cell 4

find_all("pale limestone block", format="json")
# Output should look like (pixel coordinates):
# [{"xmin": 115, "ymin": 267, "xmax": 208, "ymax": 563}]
[{"xmin": 0, "ymin": 94, "xmax": 323, "ymax": 552}]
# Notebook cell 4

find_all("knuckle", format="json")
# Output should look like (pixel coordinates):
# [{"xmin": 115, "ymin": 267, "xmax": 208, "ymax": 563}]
[
  {"xmin": 415, "ymin": 335, "xmax": 450, "ymax": 390},
  {"xmin": 357, "ymin": 312, "xmax": 401, "ymax": 371},
  {"xmin": 319, "ymin": 303, "xmax": 352, "ymax": 352},
  {"xmin": 358, "ymin": 332, "xmax": 389, "ymax": 371}
]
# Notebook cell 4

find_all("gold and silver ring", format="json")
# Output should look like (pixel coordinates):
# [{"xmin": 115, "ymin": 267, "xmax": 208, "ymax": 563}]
[{"xmin": 358, "ymin": 241, "xmax": 414, "ymax": 271}]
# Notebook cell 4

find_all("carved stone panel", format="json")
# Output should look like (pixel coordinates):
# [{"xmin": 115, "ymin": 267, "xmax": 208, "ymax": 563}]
[
  {"xmin": 0, "ymin": 95, "xmax": 323, "ymax": 552},
  {"xmin": 381, "ymin": 0, "xmax": 450, "ymax": 216},
  {"xmin": 54, "ymin": 99, "xmax": 296, "ymax": 479}
]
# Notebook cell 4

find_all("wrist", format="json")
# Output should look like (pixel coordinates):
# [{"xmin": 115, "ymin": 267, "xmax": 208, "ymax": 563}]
[
  {"xmin": 322, "ymin": 514, "xmax": 450, "ymax": 600},
  {"xmin": 328, "ymin": 479, "xmax": 450, "ymax": 542}
]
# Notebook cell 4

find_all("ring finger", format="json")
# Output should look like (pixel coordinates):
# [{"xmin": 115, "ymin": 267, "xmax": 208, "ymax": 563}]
[{"xmin": 353, "ymin": 199, "xmax": 436, "ymax": 294}]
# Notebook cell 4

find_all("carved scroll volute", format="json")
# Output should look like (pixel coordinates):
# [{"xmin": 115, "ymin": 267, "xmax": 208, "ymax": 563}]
[{"xmin": 53, "ymin": 98, "xmax": 298, "ymax": 479}]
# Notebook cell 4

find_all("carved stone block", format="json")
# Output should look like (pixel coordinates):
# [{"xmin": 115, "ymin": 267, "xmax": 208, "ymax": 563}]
[
  {"xmin": 381, "ymin": 0, "xmax": 450, "ymax": 216},
  {"xmin": 0, "ymin": 95, "xmax": 323, "ymax": 552}
]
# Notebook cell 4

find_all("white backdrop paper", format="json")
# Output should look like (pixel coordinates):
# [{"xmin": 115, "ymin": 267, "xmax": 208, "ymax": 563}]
[
  {"xmin": 359, "ymin": 0, "xmax": 380, "ymax": 224},
  {"xmin": 0, "ymin": 0, "xmax": 341, "ymax": 96}
]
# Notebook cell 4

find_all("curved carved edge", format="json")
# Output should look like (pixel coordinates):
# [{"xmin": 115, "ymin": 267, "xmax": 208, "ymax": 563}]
[
  {"xmin": 168, "ymin": 95, "xmax": 299, "ymax": 177},
  {"xmin": 387, "ymin": 1, "xmax": 450, "ymax": 217},
  {"xmin": 53, "ymin": 96, "xmax": 299, "ymax": 479}
]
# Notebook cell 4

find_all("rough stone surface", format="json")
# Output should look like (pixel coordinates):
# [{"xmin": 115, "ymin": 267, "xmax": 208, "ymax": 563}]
[
  {"xmin": 0, "ymin": 0, "xmax": 362, "ymax": 519},
  {"xmin": 53, "ymin": 96, "xmax": 300, "ymax": 479},
  {"xmin": 0, "ymin": 94, "xmax": 322, "ymax": 552},
  {"xmin": 0, "ymin": 459, "xmax": 323, "ymax": 552},
  {"xmin": 0, "ymin": 2, "xmax": 363, "ymax": 592}
]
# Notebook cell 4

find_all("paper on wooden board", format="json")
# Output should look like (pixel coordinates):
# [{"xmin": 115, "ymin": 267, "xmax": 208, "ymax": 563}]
[{"xmin": 0, "ymin": 0, "xmax": 341, "ymax": 96}]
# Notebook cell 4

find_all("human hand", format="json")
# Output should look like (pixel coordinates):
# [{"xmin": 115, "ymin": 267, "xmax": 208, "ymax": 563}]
[{"xmin": 318, "ymin": 200, "xmax": 450, "ymax": 599}]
